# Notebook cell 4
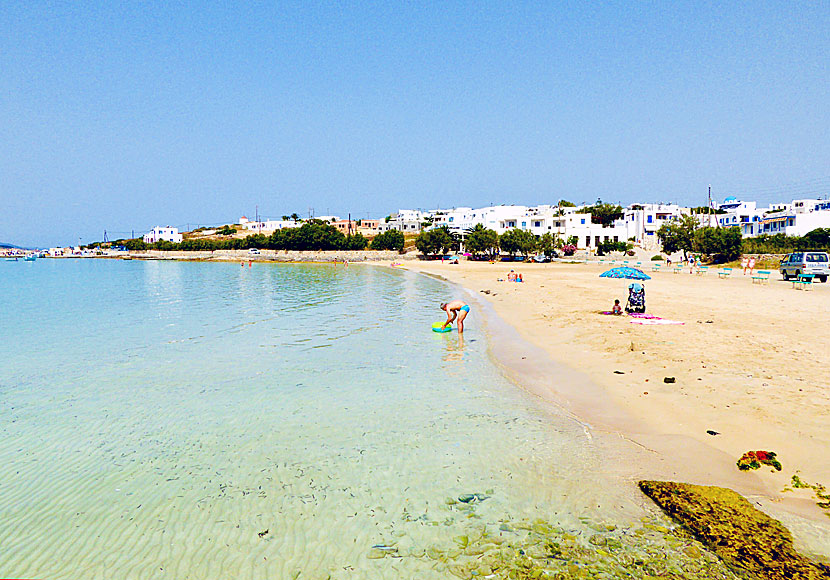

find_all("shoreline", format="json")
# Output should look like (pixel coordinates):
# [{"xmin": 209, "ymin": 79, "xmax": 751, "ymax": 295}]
[
  {"xmin": 48, "ymin": 249, "xmax": 416, "ymax": 262},
  {"xmin": 399, "ymin": 259, "xmax": 830, "ymax": 559}
]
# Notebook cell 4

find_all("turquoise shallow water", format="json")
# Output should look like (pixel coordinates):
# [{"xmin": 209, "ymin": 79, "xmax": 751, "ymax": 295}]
[{"xmin": 0, "ymin": 260, "xmax": 740, "ymax": 579}]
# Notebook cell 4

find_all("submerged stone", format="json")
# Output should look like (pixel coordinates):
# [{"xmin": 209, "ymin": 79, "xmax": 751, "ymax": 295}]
[{"xmin": 639, "ymin": 480, "xmax": 830, "ymax": 580}]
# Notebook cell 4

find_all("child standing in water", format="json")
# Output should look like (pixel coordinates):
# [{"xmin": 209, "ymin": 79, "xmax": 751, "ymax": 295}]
[{"xmin": 439, "ymin": 300, "xmax": 470, "ymax": 333}]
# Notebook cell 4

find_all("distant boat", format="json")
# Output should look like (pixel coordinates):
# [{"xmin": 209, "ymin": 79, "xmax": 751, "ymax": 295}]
[
  {"xmin": 23, "ymin": 255, "xmax": 37, "ymax": 262},
  {"xmin": 4, "ymin": 257, "xmax": 18, "ymax": 261}
]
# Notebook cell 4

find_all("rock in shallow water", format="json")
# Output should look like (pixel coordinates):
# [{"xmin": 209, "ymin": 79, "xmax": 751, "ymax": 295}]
[{"xmin": 639, "ymin": 480, "xmax": 830, "ymax": 580}]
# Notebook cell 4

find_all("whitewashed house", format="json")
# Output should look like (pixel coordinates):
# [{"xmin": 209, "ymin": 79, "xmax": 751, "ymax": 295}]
[
  {"xmin": 622, "ymin": 204, "xmax": 691, "ymax": 249},
  {"xmin": 143, "ymin": 227, "xmax": 183, "ymax": 244},
  {"xmin": 751, "ymin": 199, "xmax": 830, "ymax": 237}
]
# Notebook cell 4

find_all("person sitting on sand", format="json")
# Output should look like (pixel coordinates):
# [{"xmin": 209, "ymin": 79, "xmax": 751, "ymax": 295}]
[
  {"xmin": 516, "ymin": 273, "xmax": 523, "ymax": 282},
  {"xmin": 507, "ymin": 270, "xmax": 517, "ymax": 282},
  {"xmin": 440, "ymin": 300, "xmax": 470, "ymax": 333},
  {"xmin": 612, "ymin": 299, "xmax": 622, "ymax": 315}
]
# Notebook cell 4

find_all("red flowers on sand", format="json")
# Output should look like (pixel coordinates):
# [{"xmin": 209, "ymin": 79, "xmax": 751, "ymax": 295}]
[{"xmin": 737, "ymin": 450, "xmax": 782, "ymax": 471}]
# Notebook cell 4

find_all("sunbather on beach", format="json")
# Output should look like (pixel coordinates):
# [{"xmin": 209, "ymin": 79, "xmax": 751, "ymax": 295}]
[{"xmin": 440, "ymin": 300, "xmax": 470, "ymax": 333}]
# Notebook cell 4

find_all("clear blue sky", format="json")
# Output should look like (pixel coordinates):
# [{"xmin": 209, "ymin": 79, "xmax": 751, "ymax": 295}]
[{"xmin": 2, "ymin": 2, "xmax": 828, "ymax": 247}]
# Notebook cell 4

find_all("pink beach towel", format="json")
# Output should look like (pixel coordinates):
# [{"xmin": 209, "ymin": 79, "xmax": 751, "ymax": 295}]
[
  {"xmin": 629, "ymin": 318, "xmax": 684, "ymax": 325},
  {"xmin": 627, "ymin": 313, "xmax": 684, "ymax": 325}
]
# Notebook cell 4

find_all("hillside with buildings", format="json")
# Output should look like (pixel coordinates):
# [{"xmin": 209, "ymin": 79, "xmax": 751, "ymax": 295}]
[{"xmin": 62, "ymin": 195, "xmax": 830, "ymax": 257}]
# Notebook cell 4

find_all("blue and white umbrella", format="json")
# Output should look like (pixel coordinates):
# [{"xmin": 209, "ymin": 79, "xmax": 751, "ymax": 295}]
[{"xmin": 599, "ymin": 266, "xmax": 651, "ymax": 280}]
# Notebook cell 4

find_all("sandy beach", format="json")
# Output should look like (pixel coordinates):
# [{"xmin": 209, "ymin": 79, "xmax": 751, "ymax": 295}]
[{"xmin": 403, "ymin": 258, "xmax": 830, "ymax": 544}]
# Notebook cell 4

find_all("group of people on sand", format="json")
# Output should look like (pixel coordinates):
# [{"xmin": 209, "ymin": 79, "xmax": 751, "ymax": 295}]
[
  {"xmin": 608, "ymin": 282, "xmax": 646, "ymax": 315},
  {"xmin": 496, "ymin": 269, "xmax": 523, "ymax": 282}
]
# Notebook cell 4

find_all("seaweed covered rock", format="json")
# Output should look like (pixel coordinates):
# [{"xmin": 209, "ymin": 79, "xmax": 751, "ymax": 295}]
[{"xmin": 639, "ymin": 480, "xmax": 830, "ymax": 580}]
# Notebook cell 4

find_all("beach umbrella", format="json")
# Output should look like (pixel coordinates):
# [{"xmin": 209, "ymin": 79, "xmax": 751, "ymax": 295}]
[{"xmin": 599, "ymin": 266, "xmax": 651, "ymax": 280}]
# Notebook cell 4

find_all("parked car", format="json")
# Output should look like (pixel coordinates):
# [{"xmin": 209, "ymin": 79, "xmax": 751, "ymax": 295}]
[
  {"xmin": 779, "ymin": 251, "xmax": 829, "ymax": 282},
  {"xmin": 248, "ymin": 248, "xmax": 261, "ymax": 255}
]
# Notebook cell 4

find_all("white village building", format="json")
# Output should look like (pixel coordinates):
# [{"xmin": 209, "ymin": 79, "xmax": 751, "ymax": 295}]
[
  {"xmin": 143, "ymin": 226, "xmax": 183, "ymax": 244},
  {"xmin": 748, "ymin": 199, "xmax": 830, "ymax": 238},
  {"xmin": 240, "ymin": 216, "xmax": 302, "ymax": 234}
]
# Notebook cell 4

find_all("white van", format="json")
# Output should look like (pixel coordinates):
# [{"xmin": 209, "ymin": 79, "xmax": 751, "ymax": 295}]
[{"xmin": 779, "ymin": 252, "xmax": 829, "ymax": 282}]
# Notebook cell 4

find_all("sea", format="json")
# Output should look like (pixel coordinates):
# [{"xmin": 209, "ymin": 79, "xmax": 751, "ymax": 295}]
[{"xmin": 0, "ymin": 259, "xmax": 742, "ymax": 579}]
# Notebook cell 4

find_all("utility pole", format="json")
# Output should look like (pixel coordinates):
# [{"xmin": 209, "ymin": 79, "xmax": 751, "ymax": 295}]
[{"xmin": 708, "ymin": 185, "xmax": 717, "ymax": 228}]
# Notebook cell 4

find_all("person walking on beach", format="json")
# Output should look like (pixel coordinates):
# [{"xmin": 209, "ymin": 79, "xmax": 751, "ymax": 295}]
[{"xmin": 440, "ymin": 300, "xmax": 470, "ymax": 333}]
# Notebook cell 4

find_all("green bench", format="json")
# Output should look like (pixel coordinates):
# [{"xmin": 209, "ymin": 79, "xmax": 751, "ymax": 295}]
[
  {"xmin": 751, "ymin": 270, "xmax": 771, "ymax": 284},
  {"xmin": 651, "ymin": 263, "xmax": 662, "ymax": 272},
  {"xmin": 792, "ymin": 274, "xmax": 814, "ymax": 290},
  {"xmin": 717, "ymin": 267, "xmax": 732, "ymax": 279},
  {"xmin": 696, "ymin": 265, "xmax": 710, "ymax": 276},
  {"xmin": 672, "ymin": 265, "xmax": 683, "ymax": 274}
]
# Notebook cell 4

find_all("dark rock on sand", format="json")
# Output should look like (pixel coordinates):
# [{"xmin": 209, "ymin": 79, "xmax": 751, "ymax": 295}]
[
  {"xmin": 639, "ymin": 480, "xmax": 830, "ymax": 580},
  {"xmin": 664, "ymin": 376, "xmax": 676, "ymax": 383}
]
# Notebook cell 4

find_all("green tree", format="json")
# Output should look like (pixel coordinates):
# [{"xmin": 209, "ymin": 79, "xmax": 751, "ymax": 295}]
[
  {"xmin": 415, "ymin": 226, "xmax": 458, "ymax": 257},
  {"xmin": 499, "ymin": 229, "xmax": 537, "ymax": 257},
  {"xmin": 803, "ymin": 228, "xmax": 830, "ymax": 249},
  {"xmin": 241, "ymin": 234, "xmax": 268, "ymax": 249},
  {"xmin": 287, "ymin": 220, "xmax": 346, "ymax": 250},
  {"xmin": 693, "ymin": 226, "xmax": 742, "ymax": 263},
  {"xmin": 558, "ymin": 200, "xmax": 576, "ymax": 207},
  {"xmin": 657, "ymin": 214, "xmax": 698, "ymax": 258},
  {"xmin": 345, "ymin": 233, "xmax": 368, "ymax": 250},
  {"xmin": 464, "ymin": 224, "xmax": 500, "ymax": 259},
  {"xmin": 566, "ymin": 235, "xmax": 579, "ymax": 246},
  {"xmin": 690, "ymin": 206, "xmax": 726, "ymax": 215},
  {"xmin": 596, "ymin": 240, "xmax": 632, "ymax": 255},
  {"xmin": 370, "ymin": 230, "xmax": 405, "ymax": 251},
  {"xmin": 537, "ymin": 232, "xmax": 560, "ymax": 257},
  {"xmin": 290, "ymin": 213, "xmax": 301, "ymax": 222},
  {"xmin": 576, "ymin": 203, "xmax": 624, "ymax": 227},
  {"xmin": 124, "ymin": 238, "xmax": 147, "ymax": 251}
]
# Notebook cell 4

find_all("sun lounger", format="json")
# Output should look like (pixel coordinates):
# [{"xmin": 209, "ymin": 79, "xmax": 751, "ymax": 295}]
[
  {"xmin": 696, "ymin": 266, "xmax": 710, "ymax": 276},
  {"xmin": 751, "ymin": 270, "xmax": 771, "ymax": 284},
  {"xmin": 672, "ymin": 265, "xmax": 683, "ymax": 274},
  {"xmin": 651, "ymin": 263, "xmax": 661, "ymax": 272},
  {"xmin": 717, "ymin": 267, "xmax": 732, "ymax": 279},
  {"xmin": 792, "ymin": 274, "xmax": 814, "ymax": 290}
]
